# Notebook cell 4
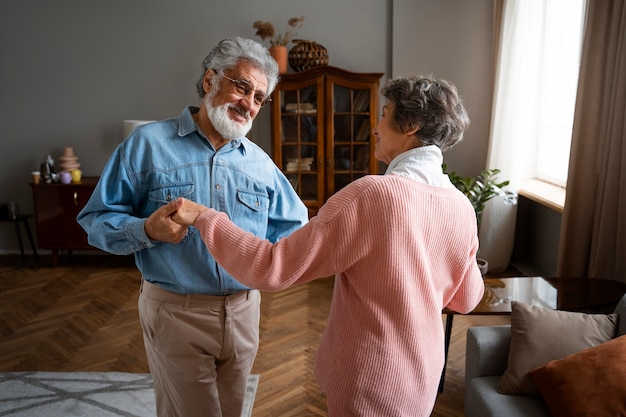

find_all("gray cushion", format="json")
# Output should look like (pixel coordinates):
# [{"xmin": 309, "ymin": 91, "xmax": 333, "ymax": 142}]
[{"xmin": 498, "ymin": 301, "xmax": 617, "ymax": 396}]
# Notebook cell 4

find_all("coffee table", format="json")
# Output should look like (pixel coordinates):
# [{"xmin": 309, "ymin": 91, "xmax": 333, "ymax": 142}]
[{"xmin": 439, "ymin": 276, "xmax": 626, "ymax": 392}]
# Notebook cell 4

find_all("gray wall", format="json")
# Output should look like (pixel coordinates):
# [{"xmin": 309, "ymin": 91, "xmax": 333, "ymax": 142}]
[
  {"xmin": 1, "ymin": 0, "xmax": 500, "ymax": 255},
  {"xmin": 393, "ymin": 0, "xmax": 495, "ymax": 178}
]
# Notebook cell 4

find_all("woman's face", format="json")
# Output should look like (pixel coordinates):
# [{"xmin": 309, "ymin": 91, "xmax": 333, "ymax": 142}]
[{"xmin": 373, "ymin": 102, "xmax": 407, "ymax": 165}]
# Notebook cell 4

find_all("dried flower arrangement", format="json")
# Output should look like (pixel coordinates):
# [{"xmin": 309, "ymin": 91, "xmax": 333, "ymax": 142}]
[{"xmin": 253, "ymin": 16, "xmax": 305, "ymax": 47}]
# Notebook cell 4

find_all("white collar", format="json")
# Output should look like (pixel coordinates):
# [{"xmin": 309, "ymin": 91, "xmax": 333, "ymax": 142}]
[{"xmin": 385, "ymin": 146, "xmax": 454, "ymax": 188}]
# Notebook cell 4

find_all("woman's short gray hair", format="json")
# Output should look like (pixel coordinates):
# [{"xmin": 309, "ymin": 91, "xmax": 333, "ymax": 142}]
[
  {"xmin": 195, "ymin": 37, "xmax": 279, "ymax": 98},
  {"xmin": 381, "ymin": 75, "xmax": 470, "ymax": 152}
]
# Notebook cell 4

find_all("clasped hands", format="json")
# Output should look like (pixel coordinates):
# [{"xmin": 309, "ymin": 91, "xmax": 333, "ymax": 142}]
[{"xmin": 144, "ymin": 198, "xmax": 209, "ymax": 244}]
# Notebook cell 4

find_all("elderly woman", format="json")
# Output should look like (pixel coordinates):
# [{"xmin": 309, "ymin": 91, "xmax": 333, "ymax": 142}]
[{"xmin": 169, "ymin": 75, "xmax": 484, "ymax": 416}]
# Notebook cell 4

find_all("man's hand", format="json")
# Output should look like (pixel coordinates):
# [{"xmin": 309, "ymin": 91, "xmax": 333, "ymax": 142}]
[
  {"xmin": 144, "ymin": 199, "xmax": 189, "ymax": 243},
  {"xmin": 171, "ymin": 198, "xmax": 210, "ymax": 226}
]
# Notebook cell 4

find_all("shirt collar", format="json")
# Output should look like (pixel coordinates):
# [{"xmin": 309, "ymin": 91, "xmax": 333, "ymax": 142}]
[
  {"xmin": 385, "ymin": 145, "xmax": 454, "ymax": 187},
  {"xmin": 178, "ymin": 106, "xmax": 247, "ymax": 154}
]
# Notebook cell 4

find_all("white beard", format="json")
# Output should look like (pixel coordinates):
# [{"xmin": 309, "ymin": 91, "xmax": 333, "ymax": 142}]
[{"xmin": 204, "ymin": 96, "xmax": 252, "ymax": 140}]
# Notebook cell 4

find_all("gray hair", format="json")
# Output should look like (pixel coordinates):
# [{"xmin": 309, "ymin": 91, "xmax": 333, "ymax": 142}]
[
  {"xmin": 195, "ymin": 37, "xmax": 279, "ymax": 98},
  {"xmin": 380, "ymin": 75, "xmax": 470, "ymax": 152}
]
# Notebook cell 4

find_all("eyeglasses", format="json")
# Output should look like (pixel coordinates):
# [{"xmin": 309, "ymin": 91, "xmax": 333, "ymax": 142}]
[{"xmin": 223, "ymin": 75, "xmax": 272, "ymax": 107}]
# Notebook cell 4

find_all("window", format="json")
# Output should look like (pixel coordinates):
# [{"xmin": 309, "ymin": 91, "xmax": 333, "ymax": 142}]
[
  {"xmin": 489, "ymin": 0, "xmax": 587, "ymax": 197},
  {"xmin": 535, "ymin": 0, "xmax": 586, "ymax": 186}
]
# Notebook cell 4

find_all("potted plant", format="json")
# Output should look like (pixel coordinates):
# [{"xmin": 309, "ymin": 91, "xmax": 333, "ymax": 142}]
[
  {"xmin": 443, "ymin": 165, "xmax": 511, "ymax": 227},
  {"xmin": 443, "ymin": 165, "xmax": 515, "ymax": 275},
  {"xmin": 253, "ymin": 16, "xmax": 305, "ymax": 73}
]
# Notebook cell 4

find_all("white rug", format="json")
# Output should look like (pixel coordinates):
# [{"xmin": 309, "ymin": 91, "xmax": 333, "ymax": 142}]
[{"xmin": 0, "ymin": 372, "xmax": 259, "ymax": 417}]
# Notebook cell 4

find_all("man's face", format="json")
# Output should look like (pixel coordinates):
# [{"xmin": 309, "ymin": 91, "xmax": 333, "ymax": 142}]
[{"xmin": 203, "ymin": 61, "xmax": 269, "ymax": 140}]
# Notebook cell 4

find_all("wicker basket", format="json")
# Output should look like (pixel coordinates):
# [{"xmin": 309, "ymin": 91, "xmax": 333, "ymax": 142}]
[{"xmin": 288, "ymin": 40, "xmax": 329, "ymax": 72}]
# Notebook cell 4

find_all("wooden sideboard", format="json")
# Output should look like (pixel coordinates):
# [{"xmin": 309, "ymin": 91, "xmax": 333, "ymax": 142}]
[{"xmin": 30, "ymin": 176, "xmax": 99, "ymax": 266}]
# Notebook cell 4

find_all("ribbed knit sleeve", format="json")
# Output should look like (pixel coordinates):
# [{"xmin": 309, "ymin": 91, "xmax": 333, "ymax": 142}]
[
  {"xmin": 194, "ymin": 174, "xmax": 484, "ymax": 416},
  {"xmin": 194, "ymin": 206, "xmax": 337, "ymax": 291}
]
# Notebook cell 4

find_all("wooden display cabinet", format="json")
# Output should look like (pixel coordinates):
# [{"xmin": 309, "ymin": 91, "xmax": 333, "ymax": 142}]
[
  {"xmin": 271, "ymin": 66, "xmax": 383, "ymax": 216},
  {"xmin": 30, "ymin": 177, "xmax": 99, "ymax": 266}
]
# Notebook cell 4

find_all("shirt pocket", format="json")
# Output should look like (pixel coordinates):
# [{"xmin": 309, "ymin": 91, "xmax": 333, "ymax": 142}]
[
  {"xmin": 233, "ymin": 190, "xmax": 270, "ymax": 237},
  {"xmin": 148, "ymin": 183, "xmax": 195, "ymax": 205}
]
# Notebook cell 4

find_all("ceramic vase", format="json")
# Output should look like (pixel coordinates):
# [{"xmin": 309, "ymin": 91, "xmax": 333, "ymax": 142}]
[
  {"xmin": 269, "ymin": 46, "xmax": 288, "ymax": 74},
  {"xmin": 59, "ymin": 146, "xmax": 81, "ymax": 172}
]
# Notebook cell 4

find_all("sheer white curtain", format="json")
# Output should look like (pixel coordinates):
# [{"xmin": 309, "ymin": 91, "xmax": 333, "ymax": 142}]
[
  {"xmin": 487, "ymin": 1, "xmax": 542, "ymax": 190},
  {"xmin": 479, "ymin": 0, "xmax": 584, "ymax": 272},
  {"xmin": 478, "ymin": 1, "xmax": 538, "ymax": 271},
  {"xmin": 486, "ymin": 0, "xmax": 585, "ymax": 188}
]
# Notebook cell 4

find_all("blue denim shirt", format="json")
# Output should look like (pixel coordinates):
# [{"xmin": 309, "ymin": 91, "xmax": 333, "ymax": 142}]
[{"xmin": 77, "ymin": 106, "xmax": 308, "ymax": 295}]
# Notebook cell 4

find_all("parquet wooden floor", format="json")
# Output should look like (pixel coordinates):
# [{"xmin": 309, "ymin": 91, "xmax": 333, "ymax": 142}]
[{"xmin": 0, "ymin": 254, "xmax": 510, "ymax": 416}]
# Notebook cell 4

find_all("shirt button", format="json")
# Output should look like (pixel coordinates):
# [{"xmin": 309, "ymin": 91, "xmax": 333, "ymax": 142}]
[
  {"xmin": 255, "ymin": 200, "xmax": 259, "ymax": 207},
  {"xmin": 166, "ymin": 195, "xmax": 172, "ymax": 201},
  {"xmin": 216, "ymin": 183, "xmax": 222, "ymax": 189}
]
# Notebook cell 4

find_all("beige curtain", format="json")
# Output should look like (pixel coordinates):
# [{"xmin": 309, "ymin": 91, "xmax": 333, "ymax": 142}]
[{"xmin": 557, "ymin": 0, "xmax": 626, "ymax": 282}]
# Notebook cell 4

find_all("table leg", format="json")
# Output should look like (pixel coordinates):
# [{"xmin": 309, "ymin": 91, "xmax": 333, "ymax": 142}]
[
  {"xmin": 438, "ymin": 313, "xmax": 454, "ymax": 393},
  {"xmin": 51, "ymin": 249, "xmax": 58, "ymax": 268},
  {"xmin": 13, "ymin": 221, "xmax": 26, "ymax": 267},
  {"xmin": 23, "ymin": 219, "xmax": 39, "ymax": 262}
]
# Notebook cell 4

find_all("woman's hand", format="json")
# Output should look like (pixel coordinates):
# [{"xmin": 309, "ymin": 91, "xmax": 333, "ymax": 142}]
[{"xmin": 170, "ymin": 197, "xmax": 210, "ymax": 226}]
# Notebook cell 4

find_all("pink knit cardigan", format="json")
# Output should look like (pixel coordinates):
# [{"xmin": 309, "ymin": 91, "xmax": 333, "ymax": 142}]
[{"xmin": 194, "ymin": 174, "xmax": 485, "ymax": 416}]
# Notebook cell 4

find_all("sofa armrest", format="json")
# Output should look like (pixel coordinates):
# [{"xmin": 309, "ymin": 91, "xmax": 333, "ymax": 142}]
[
  {"xmin": 465, "ymin": 325, "xmax": 511, "ymax": 381},
  {"xmin": 614, "ymin": 294, "xmax": 626, "ymax": 336}
]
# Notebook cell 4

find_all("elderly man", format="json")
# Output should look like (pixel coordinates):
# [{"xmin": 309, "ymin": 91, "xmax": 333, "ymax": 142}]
[{"xmin": 77, "ymin": 37, "xmax": 308, "ymax": 417}]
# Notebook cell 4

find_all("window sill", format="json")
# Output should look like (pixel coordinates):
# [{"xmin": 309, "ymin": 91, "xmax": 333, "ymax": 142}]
[{"xmin": 518, "ymin": 179, "xmax": 565, "ymax": 213}]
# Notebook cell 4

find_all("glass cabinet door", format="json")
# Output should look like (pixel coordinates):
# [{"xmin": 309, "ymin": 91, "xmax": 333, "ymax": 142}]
[
  {"xmin": 278, "ymin": 82, "xmax": 323, "ymax": 209},
  {"xmin": 328, "ymin": 84, "xmax": 374, "ymax": 194},
  {"xmin": 271, "ymin": 67, "xmax": 382, "ymax": 216}
]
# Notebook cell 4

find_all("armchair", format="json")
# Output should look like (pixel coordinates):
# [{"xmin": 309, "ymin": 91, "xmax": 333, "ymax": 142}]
[{"xmin": 464, "ymin": 294, "xmax": 626, "ymax": 417}]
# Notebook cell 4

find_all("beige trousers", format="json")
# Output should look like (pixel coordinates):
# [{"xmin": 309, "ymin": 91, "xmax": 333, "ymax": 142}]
[{"xmin": 139, "ymin": 280, "xmax": 260, "ymax": 417}]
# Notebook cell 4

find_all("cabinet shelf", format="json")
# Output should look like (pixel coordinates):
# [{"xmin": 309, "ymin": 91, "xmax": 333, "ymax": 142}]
[
  {"xmin": 271, "ymin": 66, "xmax": 382, "ymax": 216},
  {"xmin": 333, "ymin": 112, "xmax": 370, "ymax": 115}
]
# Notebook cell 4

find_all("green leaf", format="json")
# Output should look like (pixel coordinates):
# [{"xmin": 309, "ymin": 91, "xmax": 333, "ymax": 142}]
[{"xmin": 442, "ymin": 164, "xmax": 513, "ymax": 228}]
